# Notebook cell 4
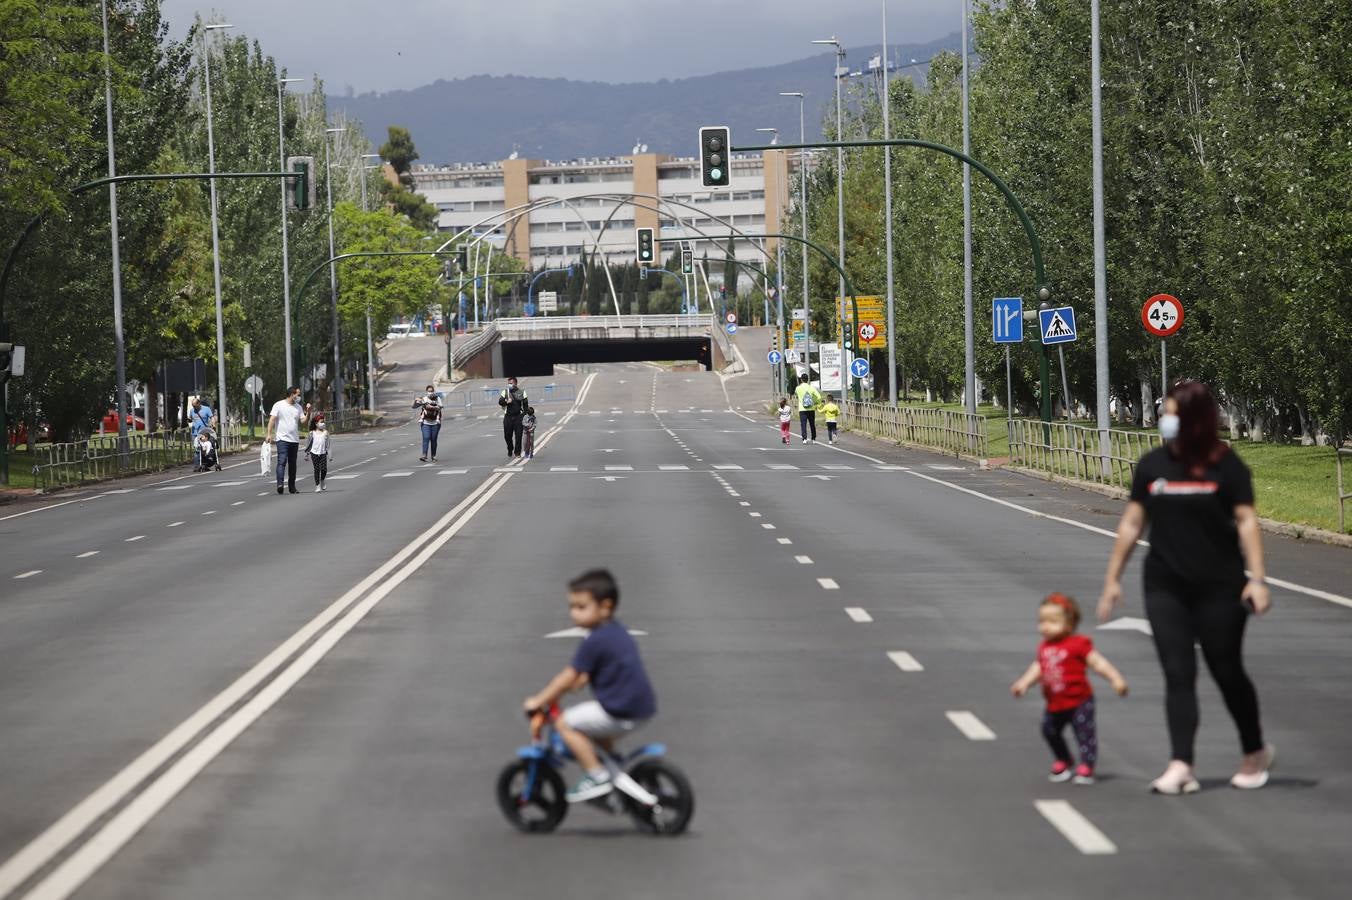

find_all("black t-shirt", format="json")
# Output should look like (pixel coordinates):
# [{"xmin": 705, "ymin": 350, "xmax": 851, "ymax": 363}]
[{"xmin": 1129, "ymin": 445, "xmax": 1254, "ymax": 584}]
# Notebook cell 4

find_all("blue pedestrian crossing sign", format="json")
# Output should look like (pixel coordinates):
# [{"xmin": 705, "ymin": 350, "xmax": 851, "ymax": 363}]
[
  {"xmin": 849, "ymin": 357, "xmax": 871, "ymax": 379},
  {"xmin": 992, "ymin": 297, "xmax": 1023, "ymax": 343},
  {"xmin": 767, "ymin": 350, "xmax": 783, "ymax": 365},
  {"xmin": 1039, "ymin": 306, "xmax": 1078, "ymax": 345},
  {"xmin": 726, "ymin": 322, "xmax": 738, "ymax": 334}
]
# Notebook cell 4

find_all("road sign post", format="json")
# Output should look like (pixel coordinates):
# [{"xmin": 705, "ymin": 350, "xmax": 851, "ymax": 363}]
[{"xmin": 1141, "ymin": 293, "xmax": 1184, "ymax": 397}]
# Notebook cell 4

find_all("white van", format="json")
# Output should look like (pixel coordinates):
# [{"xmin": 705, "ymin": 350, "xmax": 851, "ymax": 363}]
[{"xmin": 386, "ymin": 323, "xmax": 413, "ymax": 339}]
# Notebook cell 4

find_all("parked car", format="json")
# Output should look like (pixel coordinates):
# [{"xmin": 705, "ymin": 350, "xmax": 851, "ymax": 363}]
[{"xmin": 100, "ymin": 410, "xmax": 147, "ymax": 433}]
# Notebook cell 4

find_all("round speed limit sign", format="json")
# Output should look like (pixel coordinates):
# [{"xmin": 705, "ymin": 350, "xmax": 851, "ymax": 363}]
[
  {"xmin": 858, "ymin": 322, "xmax": 878, "ymax": 343},
  {"xmin": 1141, "ymin": 293, "xmax": 1184, "ymax": 338}
]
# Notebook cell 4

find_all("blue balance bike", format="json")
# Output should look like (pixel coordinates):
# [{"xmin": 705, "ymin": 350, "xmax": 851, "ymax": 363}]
[{"xmin": 496, "ymin": 705, "xmax": 694, "ymax": 835}]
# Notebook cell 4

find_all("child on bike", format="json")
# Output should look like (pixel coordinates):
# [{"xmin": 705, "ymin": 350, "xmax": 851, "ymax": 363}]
[
  {"xmin": 522, "ymin": 406, "xmax": 537, "ymax": 459},
  {"xmin": 524, "ymin": 569, "xmax": 657, "ymax": 802},
  {"xmin": 1011, "ymin": 593, "xmax": 1128, "ymax": 784},
  {"xmin": 778, "ymin": 397, "xmax": 792, "ymax": 444}
]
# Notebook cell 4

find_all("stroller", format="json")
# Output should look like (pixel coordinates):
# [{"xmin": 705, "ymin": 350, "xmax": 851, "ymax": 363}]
[{"xmin": 195, "ymin": 429, "xmax": 221, "ymax": 472}]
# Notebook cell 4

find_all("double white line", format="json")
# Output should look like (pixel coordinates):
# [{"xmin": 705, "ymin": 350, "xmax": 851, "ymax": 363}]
[{"xmin": 1, "ymin": 373, "xmax": 598, "ymax": 900}]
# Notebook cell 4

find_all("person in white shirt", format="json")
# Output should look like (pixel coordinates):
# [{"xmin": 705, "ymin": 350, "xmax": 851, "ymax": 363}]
[
  {"xmin": 304, "ymin": 415, "xmax": 331, "ymax": 491},
  {"xmin": 265, "ymin": 386, "xmax": 311, "ymax": 495}
]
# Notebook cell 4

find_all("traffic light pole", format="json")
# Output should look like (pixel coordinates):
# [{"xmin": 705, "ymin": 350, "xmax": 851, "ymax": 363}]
[{"xmin": 732, "ymin": 138, "xmax": 1053, "ymax": 423}]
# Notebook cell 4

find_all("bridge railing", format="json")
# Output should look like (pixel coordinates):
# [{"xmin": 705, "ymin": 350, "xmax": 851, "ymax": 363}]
[
  {"xmin": 1005, "ymin": 418, "xmax": 1161, "ymax": 490},
  {"xmin": 451, "ymin": 323, "xmax": 499, "ymax": 369},
  {"xmin": 844, "ymin": 401, "xmax": 988, "ymax": 459},
  {"xmin": 494, "ymin": 314, "xmax": 715, "ymax": 332}
]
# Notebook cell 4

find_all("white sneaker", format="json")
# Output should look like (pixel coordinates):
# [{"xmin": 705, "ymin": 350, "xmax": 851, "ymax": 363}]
[
  {"xmin": 1231, "ymin": 745, "xmax": 1275, "ymax": 790},
  {"xmin": 1150, "ymin": 762, "xmax": 1200, "ymax": 795}
]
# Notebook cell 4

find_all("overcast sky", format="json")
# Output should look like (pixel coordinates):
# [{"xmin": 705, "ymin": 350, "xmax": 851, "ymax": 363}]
[{"xmin": 162, "ymin": 1, "xmax": 958, "ymax": 93}]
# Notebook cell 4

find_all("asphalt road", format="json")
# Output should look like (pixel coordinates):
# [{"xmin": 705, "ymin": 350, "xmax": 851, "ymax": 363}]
[{"xmin": 1, "ymin": 345, "xmax": 1349, "ymax": 899}]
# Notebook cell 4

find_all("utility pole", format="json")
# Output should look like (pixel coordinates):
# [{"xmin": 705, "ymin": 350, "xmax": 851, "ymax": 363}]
[
  {"xmin": 882, "ymin": 2, "xmax": 897, "ymax": 405},
  {"xmin": 101, "ymin": 0, "xmax": 129, "ymax": 461},
  {"xmin": 203, "ymin": 22, "xmax": 234, "ymax": 446},
  {"xmin": 1091, "ymin": 0, "xmax": 1111, "ymax": 472},
  {"xmin": 277, "ymin": 76, "xmax": 304, "ymax": 388},
  {"xmin": 961, "ymin": 0, "xmax": 976, "ymax": 415},
  {"xmin": 323, "ymin": 126, "xmax": 344, "ymax": 412}
]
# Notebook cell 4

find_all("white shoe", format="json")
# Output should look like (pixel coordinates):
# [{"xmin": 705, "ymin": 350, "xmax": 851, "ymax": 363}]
[
  {"xmin": 1231, "ymin": 745, "xmax": 1275, "ymax": 790},
  {"xmin": 1150, "ymin": 762, "xmax": 1200, "ymax": 795}
]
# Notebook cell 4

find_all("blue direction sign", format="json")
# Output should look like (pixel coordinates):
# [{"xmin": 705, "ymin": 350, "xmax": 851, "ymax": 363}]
[
  {"xmin": 523, "ymin": 303, "xmax": 536, "ymax": 317},
  {"xmin": 767, "ymin": 350, "xmax": 783, "ymax": 365},
  {"xmin": 992, "ymin": 297, "xmax": 1023, "ymax": 343},
  {"xmin": 726, "ymin": 323, "xmax": 738, "ymax": 334},
  {"xmin": 849, "ymin": 357, "xmax": 871, "ymax": 379},
  {"xmin": 1038, "ymin": 306, "xmax": 1078, "ymax": 345}
]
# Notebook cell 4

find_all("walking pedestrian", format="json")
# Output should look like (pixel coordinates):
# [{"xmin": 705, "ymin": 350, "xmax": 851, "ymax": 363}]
[
  {"xmin": 1011, "ymin": 593, "xmax": 1128, "ymax": 785},
  {"xmin": 522, "ymin": 406, "xmax": 538, "ymax": 459},
  {"xmin": 777, "ymin": 397, "xmax": 792, "ymax": 444},
  {"xmin": 304, "ymin": 413, "xmax": 330, "ymax": 491},
  {"xmin": 413, "ymin": 384, "xmax": 443, "ymax": 462},
  {"xmin": 189, "ymin": 396, "xmax": 216, "ymax": 471},
  {"xmin": 794, "ymin": 374, "xmax": 822, "ymax": 444},
  {"xmin": 820, "ymin": 394, "xmax": 841, "ymax": 445},
  {"xmin": 498, "ymin": 376, "xmax": 528, "ymax": 459},
  {"xmin": 1098, "ymin": 381, "xmax": 1273, "ymax": 794},
  {"xmin": 265, "ymin": 386, "xmax": 311, "ymax": 495}
]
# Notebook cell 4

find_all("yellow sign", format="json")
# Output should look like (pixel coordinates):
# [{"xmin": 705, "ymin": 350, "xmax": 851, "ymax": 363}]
[{"xmin": 837, "ymin": 296, "xmax": 888, "ymax": 350}]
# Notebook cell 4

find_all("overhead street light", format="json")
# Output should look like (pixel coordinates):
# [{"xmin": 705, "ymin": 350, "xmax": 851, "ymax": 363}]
[
  {"xmin": 779, "ymin": 92, "xmax": 810, "ymax": 381},
  {"xmin": 324, "ymin": 126, "xmax": 345, "ymax": 412},
  {"xmin": 813, "ymin": 37, "xmax": 850, "ymax": 393},
  {"xmin": 278, "ymin": 75, "xmax": 305, "ymax": 388},
  {"xmin": 203, "ymin": 21, "xmax": 234, "ymax": 445},
  {"xmin": 756, "ymin": 127, "xmax": 785, "ymax": 388}
]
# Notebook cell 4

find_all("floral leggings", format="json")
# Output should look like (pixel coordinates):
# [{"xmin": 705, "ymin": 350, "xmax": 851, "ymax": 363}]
[{"xmin": 1041, "ymin": 697, "xmax": 1097, "ymax": 767}]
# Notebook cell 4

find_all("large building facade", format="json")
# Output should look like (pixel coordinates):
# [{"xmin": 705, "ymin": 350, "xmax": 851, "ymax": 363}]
[{"xmin": 410, "ymin": 151, "xmax": 799, "ymax": 289}]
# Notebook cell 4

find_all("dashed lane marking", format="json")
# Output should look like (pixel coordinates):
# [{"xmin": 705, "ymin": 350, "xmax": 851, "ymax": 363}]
[
  {"xmin": 382, "ymin": 472, "xmax": 414, "ymax": 478},
  {"xmin": 549, "ymin": 466, "xmax": 578, "ymax": 472},
  {"xmin": 888, "ymin": 651, "xmax": 924, "ymax": 671},
  {"xmin": 946, "ymin": 711, "xmax": 997, "ymax": 741},
  {"xmin": 605, "ymin": 465, "xmax": 634, "ymax": 472},
  {"xmin": 436, "ymin": 469, "xmax": 468, "ymax": 475},
  {"xmin": 14, "ymin": 570, "xmax": 42, "ymax": 579},
  {"xmin": 713, "ymin": 464, "xmax": 743, "ymax": 470},
  {"xmin": 795, "ymin": 555, "xmax": 814, "ymax": 565},
  {"xmin": 776, "ymin": 538, "xmax": 792, "ymax": 545},
  {"xmin": 231, "ymin": 501, "xmax": 245, "ymax": 507},
  {"xmin": 658, "ymin": 465, "xmax": 689, "ymax": 471},
  {"xmin": 156, "ymin": 485, "xmax": 194, "ymax": 492},
  {"xmin": 1034, "ymin": 801, "xmax": 1118, "ymax": 855},
  {"xmin": 167, "ymin": 522, "xmax": 184, "ymax": 528},
  {"xmin": 125, "ymin": 535, "xmax": 145, "ymax": 542},
  {"xmin": 739, "ymin": 501, "xmax": 751, "ymax": 506},
  {"xmin": 761, "ymin": 523, "xmax": 777, "ymax": 530},
  {"xmin": 820, "ymin": 465, "xmax": 853, "ymax": 470},
  {"xmin": 845, "ymin": 608, "xmax": 873, "ymax": 623},
  {"xmin": 76, "ymin": 551, "xmax": 100, "ymax": 559},
  {"xmin": 749, "ymin": 512, "xmax": 762, "ymax": 518},
  {"xmin": 326, "ymin": 474, "xmax": 362, "ymax": 480},
  {"xmin": 767, "ymin": 464, "xmax": 798, "ymax": 470},
  {"xmin": 213, "ymin": 481, "xmax": 246, "ymax": 487},
  {"xmin": 817, "ymin": 577, "xmax": 839, "ymax": 590},
  {"xmin": 200, "ymin": 511, "xmax": 216, "ymax": 517}
]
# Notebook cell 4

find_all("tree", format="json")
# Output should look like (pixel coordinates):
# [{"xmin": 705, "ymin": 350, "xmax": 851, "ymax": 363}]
[{"xmin": 377, "ymin": 125, "xmax": 438, "ymax": 230}]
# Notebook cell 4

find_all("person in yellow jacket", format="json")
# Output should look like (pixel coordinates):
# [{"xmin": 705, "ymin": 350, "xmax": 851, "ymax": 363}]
[
  {"xmin": 820, "ymin": 396, "xmax": 841, "ymax": 444},
  {"xmin": 794, "ymin": 375, "xmax": 824, "ymax": 444}
]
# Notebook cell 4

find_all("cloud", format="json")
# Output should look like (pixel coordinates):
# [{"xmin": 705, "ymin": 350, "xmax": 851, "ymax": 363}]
[{"xmin": 161, "ymin": 0, "xmax": 954, "ymax": 92}]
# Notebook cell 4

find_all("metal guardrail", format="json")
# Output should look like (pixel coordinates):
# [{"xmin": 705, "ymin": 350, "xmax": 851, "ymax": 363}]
[
  {"xmin": 312, "ymin": 408, "xmax": 365, "ymax": 434},
  {"xmin": 1005, "ymin": 418, "xmax": 1162, "ymax": 490},
  {"xmin": 843, "ymin": 401, "xmax": 988, "ymax": 458},
  {"xmin": 494, "ymin": 314, "xmax": 716, "ymax": 332},
  {"xmin": 32, "ymin": 429, "xmax": 195, "ymax": 491},
  {"xmin": 1338, "ymin": 447, "xmax": 1352, "ymax": 533}
]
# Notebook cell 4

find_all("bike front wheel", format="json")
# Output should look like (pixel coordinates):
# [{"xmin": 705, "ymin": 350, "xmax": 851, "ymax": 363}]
[
  {"xmin": 625, "ymin": 760, "xmax": 695, "ymax": 835},
  {"xmin": 496, "ymin": 760, "xmax": 568, "ymax": 833}
]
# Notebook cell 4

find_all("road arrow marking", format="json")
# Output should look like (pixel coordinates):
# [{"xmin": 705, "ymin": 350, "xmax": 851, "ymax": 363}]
[{"xmin": 1098, "ymin": 616, "xmax": 1153, "ymax": 636}]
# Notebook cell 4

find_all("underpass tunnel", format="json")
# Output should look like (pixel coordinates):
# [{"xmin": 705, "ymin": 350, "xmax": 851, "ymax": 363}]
[{"xmin": 498, "ymin": 337, "xmax": 711, "ymax": 377}]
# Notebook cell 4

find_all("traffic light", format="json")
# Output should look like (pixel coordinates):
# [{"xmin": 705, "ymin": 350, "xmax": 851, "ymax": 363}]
[
  {"xmin": 285, "ymin": 156, "xmax": 315, "ymax": 210},
  {"xmin": 681, "ymin": 249, "xmax": 693, "ymax": 275},
  {"xmin": 0, "ymin": 343, "xmax": 10, "ymax": 382},
  {"xmin": 699, "ymin": 126, "xmax": 731, "ymax": 188},
  {"xmin": 457, "ymin": 244, "xmax": 469, "ymax": 272},
  {"xmin": 636, "ymin": 228, "xmax": 655, "ymax": 264}
]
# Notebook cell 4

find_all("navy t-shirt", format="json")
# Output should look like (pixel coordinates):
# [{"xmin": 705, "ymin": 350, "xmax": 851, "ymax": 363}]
[{"xmin": 570, "ymin": 620, "xmax": 657, "ymax": 720}]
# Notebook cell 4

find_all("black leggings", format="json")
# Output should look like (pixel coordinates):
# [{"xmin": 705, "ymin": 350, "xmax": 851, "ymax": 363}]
[
  {"xmin": 1145, "ymin": 574, "xmax": 1263, "ymax": 764},
  {"xmin": 1042, "ymin": 697, "xmax": 1098, "ymax": 767}
]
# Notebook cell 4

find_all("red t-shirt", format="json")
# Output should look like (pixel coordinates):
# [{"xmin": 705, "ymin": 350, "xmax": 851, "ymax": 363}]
[{"xmin": 1038, "ymin": 634, "xmax": 1094, "ymax": 712}]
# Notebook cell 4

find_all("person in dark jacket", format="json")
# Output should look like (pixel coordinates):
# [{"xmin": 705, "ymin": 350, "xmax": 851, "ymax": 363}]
[{"xmin": 498, "ymin": 376, "xmax": 528, "ymax": 459}]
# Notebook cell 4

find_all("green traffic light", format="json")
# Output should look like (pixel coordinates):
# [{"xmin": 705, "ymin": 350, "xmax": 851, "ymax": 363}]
[{"xmin": 710, "ymin": 168, "xmax": 722, "ymax": 181}]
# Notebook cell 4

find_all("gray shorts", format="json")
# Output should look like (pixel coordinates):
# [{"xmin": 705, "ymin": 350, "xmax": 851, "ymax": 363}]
[{"xmin": 562, "ymin": 701, "xmax": 647, "ymax": 739}]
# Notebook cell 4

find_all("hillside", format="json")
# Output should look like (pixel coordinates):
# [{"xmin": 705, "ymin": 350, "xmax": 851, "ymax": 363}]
[{"xmin": 329, "ymin": 35, "xmax": 958, "ymax": 165}]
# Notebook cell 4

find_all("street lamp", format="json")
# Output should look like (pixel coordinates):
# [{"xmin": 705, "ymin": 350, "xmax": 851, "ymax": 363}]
[
  {"xmin": 100, "ymin": 0, "xmax": 129, "ymax": 453},
  {"xmin": 278, "ymin": 75, "xmax": 304, "ymax": 389},
  {"xmin": 780, "ymin": 91, "xmax": 810, "ymax": 383},
  {"xmin": 880, "ymin": 2, "xmax": 897, "ymax": 405},
  {"xmin": 812, "ymin": 37, "xmax": 849, "ymax": 398},
  {"xmin": 323, "ymin": 125, "xmax": 345, "ymax": 412},
  {"xmin": 757, "ymin": 126, "xmax": 786, "ymax": 390},
  {"xmin": 202, "ymin": 21, "xmax": 234, "ymax": 444}
]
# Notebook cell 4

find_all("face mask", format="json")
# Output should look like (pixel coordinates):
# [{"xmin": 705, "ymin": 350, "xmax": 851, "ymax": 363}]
[{"xmin": 1159, "ymin": 414, "xmax": 1180, "ymax": 441}]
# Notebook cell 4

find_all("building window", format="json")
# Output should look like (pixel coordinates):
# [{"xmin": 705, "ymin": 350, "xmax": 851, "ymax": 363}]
[
  {"xmin": 473, "ymin": 177, "xmax": 504, "ymax": 188},
  {"xmin": 472, "ymin": 200, "xmax": 504, "ymax": 211},
  {"xmin": 658, "ymin": 167, "xmax": 695, "ymax": 180}
]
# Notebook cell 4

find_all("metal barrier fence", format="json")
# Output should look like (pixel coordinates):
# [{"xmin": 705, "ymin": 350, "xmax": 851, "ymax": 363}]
[
  {"xmin": 843, "ymin": 401, "xmax": 988, "ymax": 458},
  {"xmin": 32, "ymin": 429, "xmax": 195, "ymax": 491},
  {"xmin": 1338, "ymin": 447, "xmax": 1352, "ymax": 533},
  {"xmin": 313, "ymin": 408, "xmax": 365, "ymax": 434},
  {"xmin": 1005, "ymin": 419, "xmax": 1162, "ymax": 490},
  {"xmin": 494, "ymin": 314, "xmax": 715, "ymax": 332},
  {"xmin": 453, "ymin": 383, "xmax": 577, "ymax": 410}
]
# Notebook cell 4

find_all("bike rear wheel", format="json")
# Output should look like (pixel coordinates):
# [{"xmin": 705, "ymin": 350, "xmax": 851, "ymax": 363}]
[
  {"xmin": 625, "ymin": 760, "xmax": 694, "ymax": 835},
  {"xmin": 496, "ymin": 760, "xmax": 568, "ymax": 833}
]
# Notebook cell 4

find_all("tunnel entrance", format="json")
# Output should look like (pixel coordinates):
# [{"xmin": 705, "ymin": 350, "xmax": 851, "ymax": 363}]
[{"xmin": 499, "ymin": 337, "xmax": 711, "ymax": 377}]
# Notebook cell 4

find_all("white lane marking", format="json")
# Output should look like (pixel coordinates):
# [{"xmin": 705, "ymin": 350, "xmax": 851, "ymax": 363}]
[
  {"xmin": 14, "ymin": 570, "xmax": 42, "ymax": 579},
  {"xmin": 605, "ymin": 465, "xmax": 634, "ymax": 472},
  {"xmin": 845, "ymin": 607, "xmax": 873, "ymax": 623},
  {"xmin": 167, "ymin": 522, "xmax": 184, "ymax": 528},
  {"xmin": 325, "ymin": 473, "xmax": 362, "ymax": 480},
  {"xmin": 777, "ymin": 538, "xmax": 793, "ymax": 545},
  {"xmin": 0, "ymin": 471, "xmax": 517, "ymax": 899},
  {"xmin": 875, "ymin": 464, "xmax": 910, "ymax": 471},
  {"xmin": 767, "ymin": 464, "xmax": 798, "ymax": 470},
  {"xmin": 549, "ymin": 466, "xmax": 578, "ymax": 472},
  {"xmin": 820, "ymin": 465, "xmax": 853, "ymax": 470},
  {"xmin": 888, "ymin": 651, "xmax": 924, "ymax": 671},
  {"xmin": 658, "ymin": 465, "xmax": 689, "ymax": 471},
  {"xmin": 761, "ymin": 523, "xmax": 777, "ymax": 530},
  {"xmin": 125, "ymin": 535, "xmax": 145, "ymax": 542},
  {"xmin": 213, "ymin": 481, "xmax": 246, "ymax": 487},
  {"xmin": 795, "ymin": 555, "xmax": 814, "ymax": 565},
  {"xmin": 231, "ymin": 501, "xmax": 245, "ymax": 507},
  {"xmin": 728, "ymin": 491, "xmax": 741, "ymax": 497},
  {"xmin": 928, "ymin": 464, "xmax": 966, "ymax": 471},
  {"xmin": 382, "ymin": 471, "xmax": 414, "ymax": 478},
  {"xmin": 1034, "ymin": 800, "xmax": 1118, "ymax": 855},
  {"xmin": 739, "ymin": 501, "xmax": 751, "ymax": 507},
  {"xmin": 436, "ymin": 469, "xmax": 469, "ymax": 475},
  {"xmin": 201, "ymin": 511, "xmax": 215, "ymax": 517},
  {"xmin": 0, "ymin": 496, "xmax": 98, "ymax": 522},
  {"xmin": 156, "ymin": 485, "xmax": 194, "ymax": 492},
  {"xmin": 713, "ymin": 464, "xmax": 743, "ymax": 470},
  {"xmin": 817, "ymin": 577, "xmax": 839, "ymax": 590},
  {"xmin": 946, "ymin": 711, "xmax": 997, "ymax": 741},
  {"xmin": 76, "ymin": 551, "xmax": 100, "ymax": 559}
]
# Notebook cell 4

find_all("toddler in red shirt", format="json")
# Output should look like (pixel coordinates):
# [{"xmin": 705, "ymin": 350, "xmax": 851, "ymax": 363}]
[{"xmin": 1011, "ymin": 593, "xmax": 1128, "ymax": 784}]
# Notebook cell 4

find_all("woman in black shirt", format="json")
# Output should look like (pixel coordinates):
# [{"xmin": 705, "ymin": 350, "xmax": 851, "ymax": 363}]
[{"xmin": 1098, "ymin": 381, "xmax": 1273, "ymax": 794}]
